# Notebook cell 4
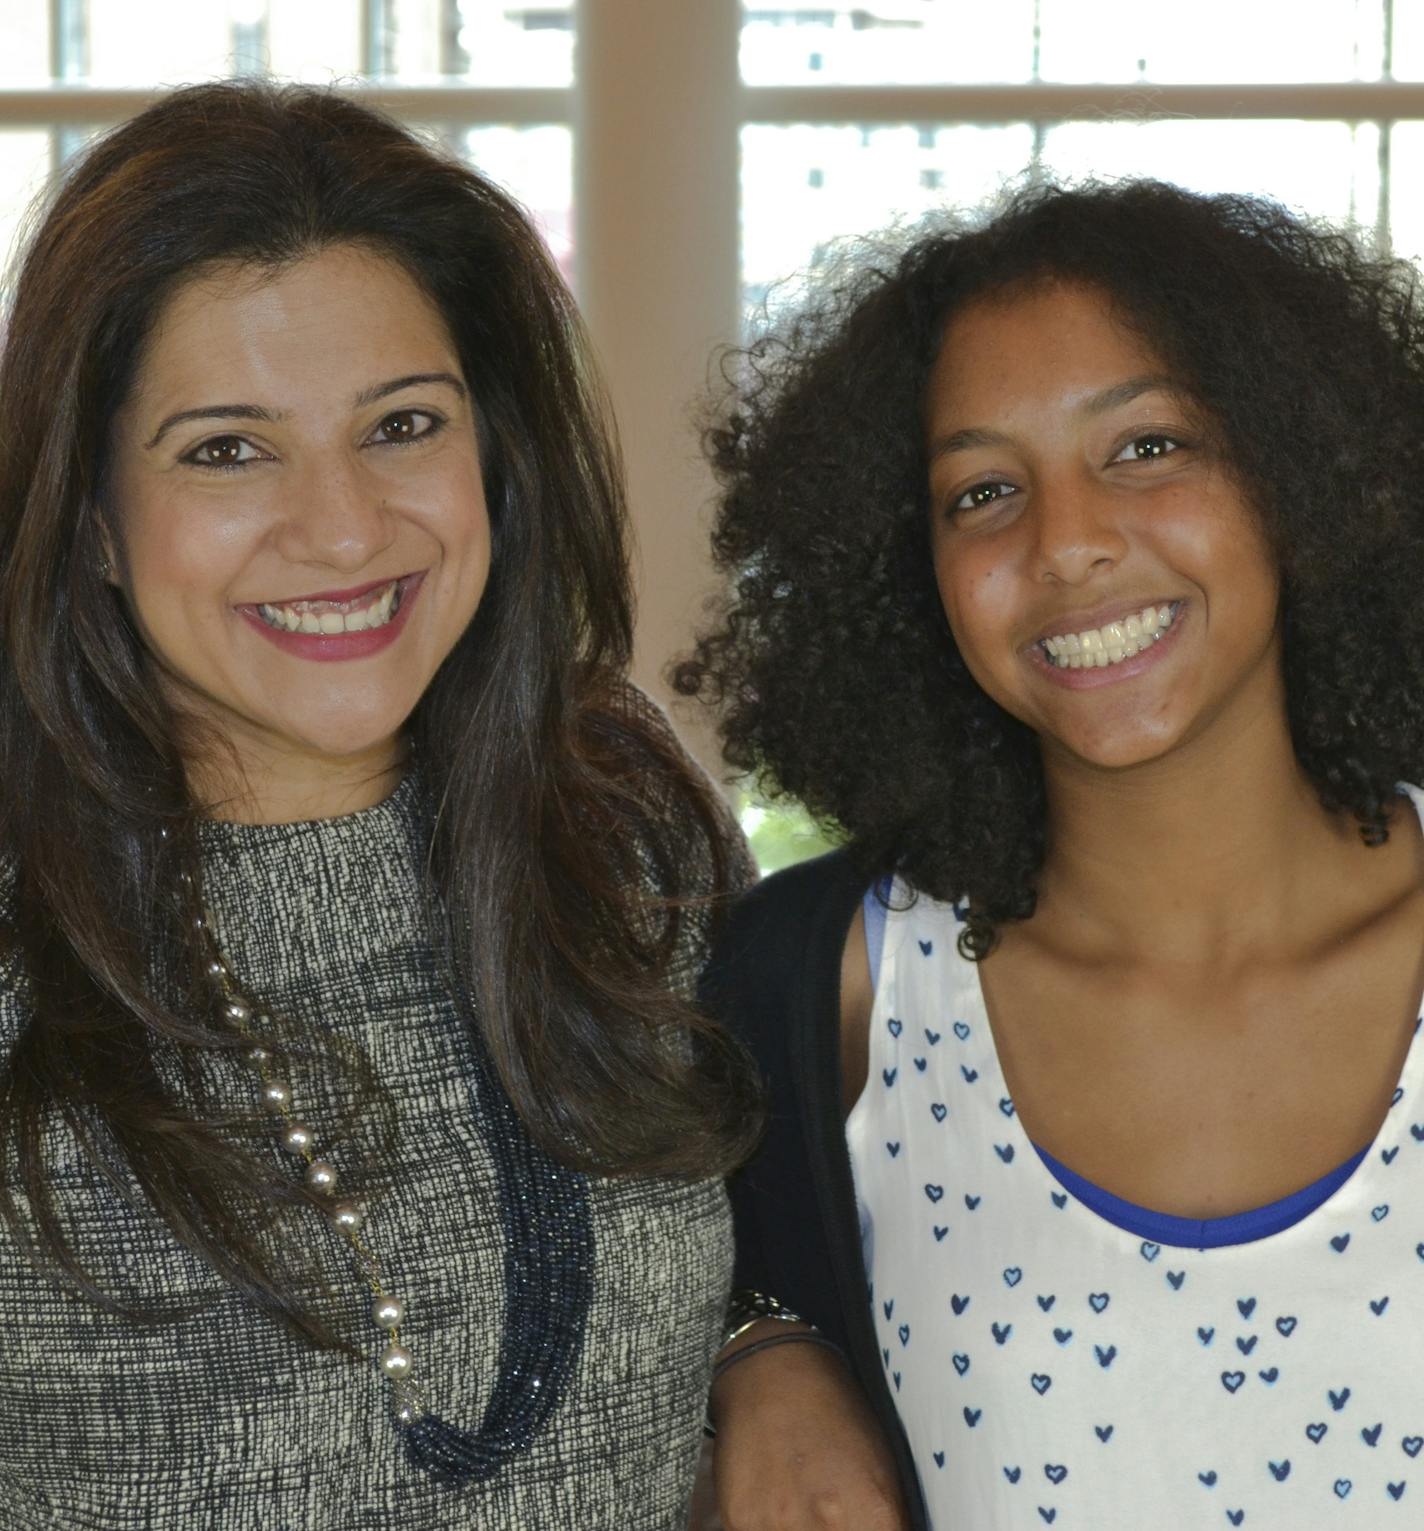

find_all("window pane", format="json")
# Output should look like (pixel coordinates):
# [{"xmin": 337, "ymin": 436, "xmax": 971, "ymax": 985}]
[
  {"xmin": 741, "ymin": 2, "xmax": 1036, "ymax": 85},
  {"xmin": 453, "ymin": 123, "xmax": 573, "ymax": 283},
  {"xmin": 741, "ymin": 122, "xmax": 1033, "ymax": 315},
  {"xmin": 67, "ymin": 1, "xmax": 574, "ymax": 84},
  {"xmin": 1038, "ymin": 0, "xmax": 1386, "ymax": 84},
  {"xmin": 740, "ymin": 1, "xmax": 1385, "ymax": 86},
  {"xmin": 0, "ymin": 2, "xmax": 51, "ymax": 84},
  {"xmin": 1040, "ymin": 119, "xmax": 1381, "ymax": 233},
  {"xmin": 0, "ymin": 131, "xmax": 53, "ymax": 290},
  {"xmin": 1387, "ymin": 123, "xmax": 1424, "ymax": 261}
]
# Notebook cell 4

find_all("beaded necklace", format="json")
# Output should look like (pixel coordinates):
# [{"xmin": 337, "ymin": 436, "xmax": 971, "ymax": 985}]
[{"xmin": 197, "ymin": 879, "xmax": 594, "ymax": 1487}]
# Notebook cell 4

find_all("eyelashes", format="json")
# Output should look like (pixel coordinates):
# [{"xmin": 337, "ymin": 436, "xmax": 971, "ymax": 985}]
[
  {"xmin": 946, "ymin": 431, "xmax": 1192, "ymax": 517},
  {"xmin": 179, "ymin": 409, "xmax": 448, "ymax": 473}
]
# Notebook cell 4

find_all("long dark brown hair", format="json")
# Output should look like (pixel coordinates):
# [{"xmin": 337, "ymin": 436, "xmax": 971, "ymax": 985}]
[{"xmin": 0, "ymin": 81, "xmax": 759, "ymax": 1338}]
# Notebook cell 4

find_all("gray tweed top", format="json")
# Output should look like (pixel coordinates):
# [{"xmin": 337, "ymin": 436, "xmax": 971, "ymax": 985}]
[{"xmin": 0, "ymin": 771, "xmax": 740, "ymax": 1529}]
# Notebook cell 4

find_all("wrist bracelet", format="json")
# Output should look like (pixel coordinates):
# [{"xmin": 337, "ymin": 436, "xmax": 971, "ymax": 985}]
[
  {"xmin": 704, "ymin": 1330, "xmax": 844, "ymax": 1437},
  {"xmin": 720, "ymin": 1288, "xmax": 807, "ymax": 1351}
]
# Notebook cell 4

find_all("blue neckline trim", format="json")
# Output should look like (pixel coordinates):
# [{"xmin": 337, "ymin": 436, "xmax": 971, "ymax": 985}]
[
  {"xmin": 1033, "ymin": 1142, "xmax": 1367, "ymax": 1249},
  {"xmin": 862, "ymin": 883, "xmax": 1369, "ymax": 1250}
]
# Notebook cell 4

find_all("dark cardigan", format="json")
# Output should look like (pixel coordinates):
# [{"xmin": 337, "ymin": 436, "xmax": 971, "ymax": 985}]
[{"xmin": 700, "ymin": 850, "xmax": 929, "ymax": 1529}]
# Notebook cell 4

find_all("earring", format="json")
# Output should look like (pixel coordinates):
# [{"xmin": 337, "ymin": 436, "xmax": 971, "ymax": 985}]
[{"xmin": 97, "ymin": 556, "xmax": 112, "ymax": 579}]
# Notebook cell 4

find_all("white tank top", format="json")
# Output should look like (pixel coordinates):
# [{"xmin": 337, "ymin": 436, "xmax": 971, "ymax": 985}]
[{"xmin": 848, "ymin": 790, "xmax": 1424, "ymax": 1530}]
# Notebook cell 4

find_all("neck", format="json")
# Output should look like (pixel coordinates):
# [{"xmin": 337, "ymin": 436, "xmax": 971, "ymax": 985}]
[
  {"xmin": 186, "ymin": 734, "xmax": 408, "ymax": 825},
  {"xmin": 1034, "ymin": 693, "xmax": 1361, "ymax": 962}
]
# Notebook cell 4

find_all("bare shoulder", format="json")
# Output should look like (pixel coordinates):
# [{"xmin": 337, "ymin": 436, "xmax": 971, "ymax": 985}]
[{"xmin": 839, "ymin": 902, "xmax": 873, "ymax": 1117}]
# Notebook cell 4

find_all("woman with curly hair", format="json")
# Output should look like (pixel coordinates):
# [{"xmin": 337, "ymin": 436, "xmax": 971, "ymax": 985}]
[
  {"xmin": 0, "ymin": 81, "xmax": 760, "ymax": 1527},
  {"xmin": 682, "ymin": 181, "xmax": 1424, "ymax": 1529}
]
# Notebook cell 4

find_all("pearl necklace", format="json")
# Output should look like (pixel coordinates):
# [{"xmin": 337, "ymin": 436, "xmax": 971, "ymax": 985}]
[
  {"xmin": 204, "ymin": 939, "xmax": 430, "ymax": 1425},
  {"xmin": 194, "ymin": 876, "xmax": 595, "ymax": 1487}
]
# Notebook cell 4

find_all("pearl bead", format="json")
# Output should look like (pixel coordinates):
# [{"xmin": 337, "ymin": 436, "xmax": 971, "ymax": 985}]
[
  {"xmin": 380, "ymin": 1343, "xmax": 413, "ymax": 1377},
  {"xmin": 305, "ymin": 1160, "xmax": 337, "ymax": 1194},
  {"xmin": 331, "ymin": 1201, "xmax": 364, "ymax": 1233},
  {"xmin": 372, "ymin": 1294, "xmax": 405, "ymax": 1329},
  {"xmin": 206, "ymin": 959, "xmax": 226, "ymax": 980},
  {"xmin": 282, "ymin": 1123, "xmax": 313, "ymax": 1154},
  {"xmin": 261, "ymin": 1080, "xmax": 291, "ymax": 1111},
  {"xmin": 245, "ymin": 1045, "xmax": 270, "ymax": 1065},
  {"xmin": 224, "ymin": 999, "xmax": 251, "ymax": 1024}
]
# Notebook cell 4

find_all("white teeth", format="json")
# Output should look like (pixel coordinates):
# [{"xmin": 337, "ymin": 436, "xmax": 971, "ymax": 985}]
[
  {"xmin": 254, "ymin": 579, "xmax": 403, "ymax": 636},
  {"xmin": 1041, "ymin": 603, "xmax": 1178, "ymax": 669}
]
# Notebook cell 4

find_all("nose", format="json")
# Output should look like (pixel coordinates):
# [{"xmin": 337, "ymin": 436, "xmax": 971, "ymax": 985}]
[
  {"xmin": 271, "ymin": 451, "xmax": 397, "ymax": 574},
  {"xmin": 1032, "ymin": 473, "xmax": 1127, "ymax": 586}
]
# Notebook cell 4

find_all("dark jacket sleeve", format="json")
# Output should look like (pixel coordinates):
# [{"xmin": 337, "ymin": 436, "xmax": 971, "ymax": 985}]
[{"xmin": 699, "ymin": 850, "xmax": 929, "ymax": 1530}]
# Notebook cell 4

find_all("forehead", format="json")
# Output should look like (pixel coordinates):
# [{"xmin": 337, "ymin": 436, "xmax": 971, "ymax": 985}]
[
  {"xmin": 925, "ymin": 280, "xmax": 1168, "ymax": 427},
  {"xmin": 130, "ymin": 246, "xmax": 457, "ymax": 408}
]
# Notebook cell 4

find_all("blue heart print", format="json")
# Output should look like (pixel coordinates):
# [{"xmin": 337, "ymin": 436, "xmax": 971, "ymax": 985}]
[
  {"xmin": 1403, "ymin": 1436, "xmax": 1423, "ymax": 1457},
  {"xmin": 1362, "ymin": 1422, "xmax": 1383, "ymax": 1447},
  {"xmin": 1236, "ymin": 1336, "xmax": 1258, "ymax": 1356},
  {"xmin": 1371, "ymin": 1296, "xmax": 1390, "ymax": 1315},
  {"xmin": 1003, "ymin": 1267, "xmax": 1023, "ymax": 1288},
  {"xmin": 1328, "ymin": 1387, "xmax": 1351, "ymax": 1411},
  {"xmin": 898, "ymin": 1323, "xmax": 910, "ymax": 1346},
  {"xmin": 1053, "ymin": 1328, "xmax": 1073, "ymax": 1345},
  {"xmin": 953, "ymin": 1353, "xmax": 969, "ymax": 1375},
  {"xmin": 1221, "ymin": 1372, "xmax": 1246, "ymax": 1394},
  {"xmin": 961, "ymin": 1065, "xmax": 978, "ymax": 1083},
  {"xmin": 1167, "ymin": 1270, "xmax": 1186, "ymax": 1290},
  {"xmin": 925, "ymin": 1028, "xmax": 941, "ymax": 1045},
  {"xmin": 933, "ymin": 1451, "xmax": 945, "ymax": 1469},
  {"xmin": 1334, "ymin": 1479, "xmax": 1352, "ymax": 1500},
  {"xmin": 1268, "ymin": 1460, "xmax": 1290, "ymax": 1481},
  {"xmin": 1095, "ymin": 1425, "xmax": 1114, "ymax": 1442},
  {"xmin": 914, "ymin": 1057, "xmax": 927, "ymax": 1072},
  {"xmin": 1227, "ymin": 1513, "xmax": 1244, "ymax": 1527},
  {"xmin": 1258, "ymin": 1367, "xmax": 1279, "ymax": 1384},
  {"xmin": 964, "ymin": 1407, "xmax": 981, "ymax": 1427},
  {"xmin": 1383, "ymin": 1146, "xmax": 1400, "ymax": 1164},
  {"xmin": 1198, "ymin": 1327, "xmax": 1216, "ymax": 1346},
  {"xmin": 1089, "ymin": 1292, "xmax": 1110, "ymax": 1314},
  {"xmin": 1331, "ymin": 1233, "xmax": 1351, "ymax": 1252},
  {"xmin": 1237, "ymin": 1298, "xmax": 1257, "ymax": 1320},
  {"xmin": 887, "ymin": 1017, "xmax": 902, "ymax": 1037},
  {"xmin": 884, "ymin": 1299, "xmax": 894, "ymax": 1319},
  {"xmin": 1003, "ymin": 1465, "xmax": 1021, "ymax": 1484},
  {"xmin": 1038, "ymin": 1509, "xmax": 1057, "ymax": 1525},
  {"xmin": 930, "ymin": 1102, "xmax": 948, "ymax": 1122},
  {"xmin": 995, "ymin": 1143, "xmax": 1015, "ymax": 1163},
  {"xmin": 1051, "ymin": 1191, "xmax": 1069, "ymax": 1209},
  {"xmin": 1095, "ymin": 1345, "xmax": 1117, "ymax": 1369},
  {"xmin": 1031, "ymin": 1374, "xmax": 1053, "ymax": 1395},
  {"xmin": 1044, "ymin": 1464, "xmax": 1068, "ymax": 1485},
  {"xmin": 925, "ymin": 1184, "xmax": 944, "ymax": 1203},
  {"xmin": 1389, "ymin": 1482, "xmax": 1407, "ymax": 1501},
  {"xmin": 882, "ymin": 1067, "xmax": 897, "ymax": 1087},
  {"xmin": 965, "ymin": 1194, "xmax": 981, "ymax": 1210},
  {"xmin": 953, "ymin": 1021, "xmax": 971, "ymax": 1041},
  {"xmin": 1037, "ymin": 1295, "xmax": 1056, "ymax": 1312},
  {"xmin": 999, "ymin": 1097, "xmax": 1016, "ymax": 1117},
  {"xmin": 1140, "ymin": 1241, "xmax": 1160, "ymax": 1262},
  {"xmin": 918, "ymin": 939, "xmax": 933, "ymax": 956},
  {"xmin": 1275, "ymin": 1316, "xmax": 1297, "ymax": 1337},
  {"xmin": 1198, "ymin": 1470, "xmax": 1217, "ymax": 1486},
  {"xmin": 1306, "ymin": 1423, "xmax": 1327, "ymax": 1444},
  {"xmin": 886, "ymin": 1141, "xmax": 900, "ymax": 1158},
  {"xmin": 951, "ymin": 1294, "xmax": 970, "ymax": 1315},
  {"xmin": 1373, "ymin": 1204, "xmax": 1390, "ymax": 1222},
  {"xmin": 933, "ymin": 1225, "xmax": 948, "ymax": 1241},
  {"xmin": 1412, "ymin": 1123, "xmax": 1424, "ymax": 1141},
  {"xmin": 992, "ymin": 1322, "xmax": 1013, "ymax": 1345}
]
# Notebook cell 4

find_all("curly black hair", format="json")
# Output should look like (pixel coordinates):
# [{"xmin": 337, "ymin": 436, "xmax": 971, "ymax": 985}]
[{"xmin": 674, "ymin": 179, "xmax": 1424, "ymax": 958}]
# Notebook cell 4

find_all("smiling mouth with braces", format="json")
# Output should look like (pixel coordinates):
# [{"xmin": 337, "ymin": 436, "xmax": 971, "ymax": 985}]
[
  {"xmin": 1040, "ymin": 602, "xmax": 1181, "ymax": 669},
  {"xmin": 255, "ymin": 577, "xmax": 404, "ymax": 636}
]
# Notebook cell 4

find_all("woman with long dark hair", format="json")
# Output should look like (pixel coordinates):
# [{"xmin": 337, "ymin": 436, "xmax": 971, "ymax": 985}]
[
  {"xmin": 686, "ymin": 182, "xmax": 1424, "ymax": 1528},
  {"xmin": 0, "ymin": 81, "xmax": 757, "ymax": 1528}
]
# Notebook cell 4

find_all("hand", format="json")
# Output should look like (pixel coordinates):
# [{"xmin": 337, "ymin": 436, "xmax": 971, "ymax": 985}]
[{"xmin": 709, "ymin": 1325, "xmax": 910, "ymax": 1530}]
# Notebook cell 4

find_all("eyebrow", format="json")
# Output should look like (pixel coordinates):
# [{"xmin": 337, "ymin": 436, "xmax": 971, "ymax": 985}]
[
  {"xmin": 143, "ymin": 371, "xmax": 468, "ymax": 450},
  {"xmin": 927, "ymin": 373, "xmax": 1178, "ymax": 464}
]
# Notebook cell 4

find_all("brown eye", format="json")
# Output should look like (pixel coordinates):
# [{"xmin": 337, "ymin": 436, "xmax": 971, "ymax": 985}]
[
  {"xmin": 953, "ymin": 480, "xmax": 1016, "ymax": 514},
  {"xmin": 372, "ymin": 409, "xmax": 438, "ymax": 445},
  {"xmin": 1115, "ymin": 433, "xmax": 1181, "ymax": 463},
  {"xmin": 186, "ymin": 436, "xmax": 255, "ymax": 469}
]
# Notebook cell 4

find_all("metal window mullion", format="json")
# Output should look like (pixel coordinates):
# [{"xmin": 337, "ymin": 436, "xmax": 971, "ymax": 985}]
[{"xmin": 48, "ymin": 0, "xmax": 88, "ymax": 174}]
